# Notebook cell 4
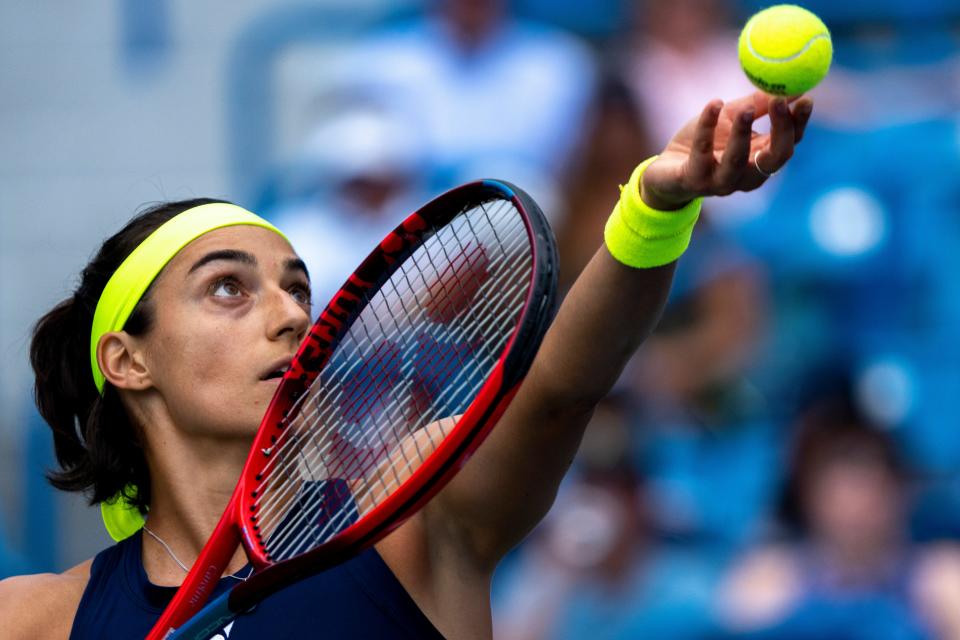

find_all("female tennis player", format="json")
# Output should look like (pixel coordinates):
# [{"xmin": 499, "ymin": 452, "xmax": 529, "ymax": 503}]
[{"xmin": 1, "ymin": 91, "xmax": 811, "ymax": 639}]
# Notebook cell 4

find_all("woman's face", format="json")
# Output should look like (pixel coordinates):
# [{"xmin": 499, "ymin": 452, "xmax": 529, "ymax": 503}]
[
  {"xmin": 135, "ymin": 225, "xmax": 311, "ymax": 439},
  {"xmin": 805, "ymin": 458, "xmax": 902, "ymax": 548}
]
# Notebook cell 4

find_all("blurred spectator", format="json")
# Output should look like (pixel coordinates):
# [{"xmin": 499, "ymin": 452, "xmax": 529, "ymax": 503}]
[
  {"xmin": 494, "ymin": 395, "xmax": 718, "ymax": 640},
  {"xmin": 262, "ymin": 0, "xmax": 601, "ymax": 301},
  {"xmin": 515, "ymin": 0, "xmax": 628, "ymax": 43},
  {"xmin": 553, "ymin": 17, "xmax": 776, "ymax": 544},
  {"xmin": 556, "ymin": 74, "xmax": 654, "ymax": 290},
  {"xmin": 724, "ymin": 12, "xmax": 960, "ymax": 473},
  {"xmin": 331, "ymin": 0, "xmax": 598, "ymax": 220},
  {"xmin": 620, "ymin": 0, "xmax": 775, "ymax": 226},
  {"xmin": 263, "ymin": 99, "xmax": 429, "ymax": 307},
  {"xmin": 624, "ymin": 219, "xmax": 775, "ymax": 545},
  {"xmin": 717, "ymin": 387, "xmax": 960, "ymax": 639},
  {"xmin": 630, "ymin": 220, "xmax": 767, "ymax": 408},
  {"xmin": 622, "ymin": 0, "xmax": 754, "ymax": 146},
  {"xmin": 801, "ymin": 15, "xmax": 960, "ymax": 130}
]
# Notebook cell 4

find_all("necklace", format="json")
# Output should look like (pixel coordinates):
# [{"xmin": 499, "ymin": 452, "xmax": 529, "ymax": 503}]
[{"xmin": 142, "ymin": 524, "xmax": 253, "ymax": 581}]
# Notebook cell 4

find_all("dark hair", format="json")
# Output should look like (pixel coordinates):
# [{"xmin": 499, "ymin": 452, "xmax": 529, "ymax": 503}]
[
  {"xmin": 30, "ymin": 198, "xmax": 230, "ymax": 512},
  {"xmin": 778, "ymin": 380, "xmax": 907, "ymax": 533}
]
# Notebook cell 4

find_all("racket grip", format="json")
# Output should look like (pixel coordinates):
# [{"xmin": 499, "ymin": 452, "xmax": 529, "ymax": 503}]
[{"xmin": 166, "ymin": 591, "xmax": 236, "ymax": 640}]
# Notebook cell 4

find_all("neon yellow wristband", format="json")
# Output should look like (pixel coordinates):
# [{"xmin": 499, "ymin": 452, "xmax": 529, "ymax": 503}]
[{"xmin": 603, "ymin": 156, "xmax": 703, "ymax": 268}]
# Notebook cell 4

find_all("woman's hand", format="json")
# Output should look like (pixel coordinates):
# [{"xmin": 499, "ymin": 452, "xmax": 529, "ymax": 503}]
[{"xmin": 640, "ymin": 91, "xmax": 814, "ymax": 210}]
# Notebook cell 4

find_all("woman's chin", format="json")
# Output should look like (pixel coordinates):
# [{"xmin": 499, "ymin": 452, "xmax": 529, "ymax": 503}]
[{"xmin": 254, "ymin": 377, "xmax": 283, "ymax": 400}]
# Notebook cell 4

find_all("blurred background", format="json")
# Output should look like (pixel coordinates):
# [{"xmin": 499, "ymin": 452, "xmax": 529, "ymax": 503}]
[{"xmin": 2, "ymin": 0, "xmax": 960, "ymax": 637}]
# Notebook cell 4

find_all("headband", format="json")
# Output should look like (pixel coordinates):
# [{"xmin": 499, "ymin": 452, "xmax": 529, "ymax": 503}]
[
  {"xmin": 90, "ymin": 202, "xmax": 287, "ymax": 392},
  {"xmin": 92, "ymin": 202, "xmax": 287, "ymax": 541}
]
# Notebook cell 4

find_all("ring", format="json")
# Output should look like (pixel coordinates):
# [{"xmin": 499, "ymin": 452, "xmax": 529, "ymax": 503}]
[{"xmin": 753, "ymin": 150, "xmax": 778, "ymax": 178}]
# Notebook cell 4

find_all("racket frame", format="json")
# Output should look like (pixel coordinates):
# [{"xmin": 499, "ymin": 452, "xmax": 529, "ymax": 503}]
[{"xmin": 151, "ymin": 180, "xmax": 557, "ymax": 638}]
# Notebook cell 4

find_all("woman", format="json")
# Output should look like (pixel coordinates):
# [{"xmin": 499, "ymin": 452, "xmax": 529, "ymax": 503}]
[
  {"xmin": 717, "ymin": 382, "xmax": 960, "ymax": 639},
  {"xmin": 0, "ymin": 91, "xmax": 811, "ymax": 638}
]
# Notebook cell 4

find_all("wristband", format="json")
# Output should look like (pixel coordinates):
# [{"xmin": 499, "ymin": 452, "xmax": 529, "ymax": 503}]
[{"xmin": 603, "ymin": 156, "xmax": 703, "ymax": 268}]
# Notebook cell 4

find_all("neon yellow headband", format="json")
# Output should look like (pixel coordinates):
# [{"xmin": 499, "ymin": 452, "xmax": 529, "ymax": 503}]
[
  {"xmin": 91, "ymin": 202, "xmax": 287, "ymax": 541},
  {"xmin": 90, "ymin": 202, "xmax": 287, "ymax": 393}
]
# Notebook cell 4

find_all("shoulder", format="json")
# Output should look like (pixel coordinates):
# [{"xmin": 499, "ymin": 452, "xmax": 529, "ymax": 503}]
[{"xmin": 0, "ymin": 559, "xmax": 92, "ymax": 640}]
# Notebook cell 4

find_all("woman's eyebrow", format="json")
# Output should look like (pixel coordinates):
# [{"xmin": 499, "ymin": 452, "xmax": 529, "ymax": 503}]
[
  {"xmin": 188, "ymin": 249, "xmax": 257, "ymax": 274},
  {"xmin": 285, "ymin": 257, "xmax": 310, "ymax": 283}
]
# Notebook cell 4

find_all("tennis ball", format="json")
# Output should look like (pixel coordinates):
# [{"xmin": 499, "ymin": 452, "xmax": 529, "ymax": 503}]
[{"xmin": 738, "ymin": 4, "xmax": 832, "ymax": 96}]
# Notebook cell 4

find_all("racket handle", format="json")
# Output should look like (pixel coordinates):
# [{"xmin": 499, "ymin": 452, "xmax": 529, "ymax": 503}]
[{"xmin": 166, "ymin": 590, "xmax": 236, "ymax": 640}]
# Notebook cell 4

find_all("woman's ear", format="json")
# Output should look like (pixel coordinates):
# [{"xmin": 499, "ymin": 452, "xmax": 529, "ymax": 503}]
[{"xmin": 97, "ymin": 332, "xmax": 153, "ymax": 391}]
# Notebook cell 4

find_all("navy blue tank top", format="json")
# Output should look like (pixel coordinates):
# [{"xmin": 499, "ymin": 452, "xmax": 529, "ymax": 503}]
[{"xmin": 70, "ymin": 531, "xmax": 445, "ymax": 639}]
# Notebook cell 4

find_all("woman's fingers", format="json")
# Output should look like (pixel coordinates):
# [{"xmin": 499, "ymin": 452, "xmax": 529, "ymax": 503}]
[
  {"xmin": 669, "ymin": 94, "xmax": 812, "ymax": 197},
  {"xmin": 792, "ymin": 98, "xmax": 814, "ymax": 143},
  {"xmin": 722, "ymin": 90, "xmax": 771, "ymax": 119},
  {"xmin": 754, "ymin": 98, "xmax": 796, "ymax": 177},
  {"xmin": 687, "ymin": 100, "xmax": 723, "ymax": 188},
  {"xmin": 715, "ymin": 106, "xmax": 755, "ymax": 191}
]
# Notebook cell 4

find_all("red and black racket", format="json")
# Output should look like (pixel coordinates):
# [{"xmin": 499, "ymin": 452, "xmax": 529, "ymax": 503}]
[{"xmin": 148, "ymin": 180, "xmax": 557, "ymax": 639}]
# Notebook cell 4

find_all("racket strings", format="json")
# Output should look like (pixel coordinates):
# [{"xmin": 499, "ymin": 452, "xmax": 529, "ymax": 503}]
[
  {"xmin": 252, "ymin": 201, "xmax": 525, "ymax": 509},
  {"xmin": 258, "ymin": 206, "xmax": 530, "ymax": 549},
  {"xmin": 253, "ymin": 199, "xmax": 532, "ymax": 561},
  {"xmin": 253, "ymin": 215, "xmax": 532, "ymax": 556},
  {"xmin": 307, "ymin": 298, "xmax": 524, "ymax": 542},
  {"xmin": 267, "ymin": 274, "xmax": 531, "ymax": 559},
  {"xmin": 252, "ymin": 210, "xmax": 520, "ymax": 511},
  {"xmin": 255, "ymin": 221, "xmax": 528, "ymax": 536},
  {"xmin": 258, "ymin": 254, "xmax": 532, "ymax": 555}
]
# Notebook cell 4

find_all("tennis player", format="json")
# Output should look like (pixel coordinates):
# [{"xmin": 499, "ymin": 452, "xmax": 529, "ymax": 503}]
[{"xmin": 0, "ymin": 91, "xmax": 811, "ymax": 639}]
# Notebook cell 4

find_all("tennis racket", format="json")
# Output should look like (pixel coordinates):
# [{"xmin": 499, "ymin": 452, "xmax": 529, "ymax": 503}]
[{"xmin": 147, "ymin": 180, "xmax": 558, "ymax": 639}]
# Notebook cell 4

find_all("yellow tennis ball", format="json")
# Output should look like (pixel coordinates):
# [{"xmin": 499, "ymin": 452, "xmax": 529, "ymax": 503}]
[{"xmin": 738, "ymin": 4, "xmax": 832, "ymax": 96}]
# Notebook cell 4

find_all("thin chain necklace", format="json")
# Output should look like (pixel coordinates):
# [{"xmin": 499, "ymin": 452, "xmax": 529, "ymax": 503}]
[{"xmin": 143, "ymin": 524, "xmax": 253, "ymax": 581}]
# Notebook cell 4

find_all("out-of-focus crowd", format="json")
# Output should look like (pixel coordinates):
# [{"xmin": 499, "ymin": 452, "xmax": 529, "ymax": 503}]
[
  {"xmin": 6, "ymin": 0, "xmax": 960, "ymax": 636},
  {"xmin": 260, "ymin": 0, "xmax": 960, "ymax": 637}
]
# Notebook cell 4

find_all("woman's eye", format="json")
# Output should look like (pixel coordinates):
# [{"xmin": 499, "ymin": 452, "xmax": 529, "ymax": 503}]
[
  {"xmin": 290, "ymin": 286, "xmax": 312, "ymax": 306},
  {"xmin": 211, "ymin": 278, "xmax": 243, "ymax": 298}
]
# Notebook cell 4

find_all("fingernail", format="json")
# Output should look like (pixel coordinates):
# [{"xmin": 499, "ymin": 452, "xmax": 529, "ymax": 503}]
[
  {"xmin": 741, "ymin": 109, "xmax": 755, "ymax": 124},
  {"xmin": 775, "ymin": 100, "xmax": 789, "ymax": 115}
]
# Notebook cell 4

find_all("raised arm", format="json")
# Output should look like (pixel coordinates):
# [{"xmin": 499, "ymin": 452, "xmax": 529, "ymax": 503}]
[{"xmin": 432, "ymin": 91, "xmax": 814, "ymax": 567}]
